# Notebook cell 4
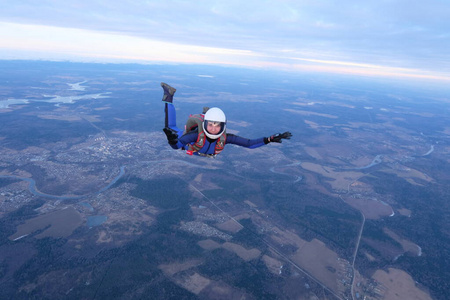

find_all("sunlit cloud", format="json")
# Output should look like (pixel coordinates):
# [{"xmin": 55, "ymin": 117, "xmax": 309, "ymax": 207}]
[
  {"xmin": 285, "ymin": 57, "xmax": 450, "ymax": 81},
  {"xmin": 1, "ymin": 21, "xmax": 450, "ymax": 83},
  {"xmin": 0, "ymin": 22, "xmax": 259, "ymax": 64}
]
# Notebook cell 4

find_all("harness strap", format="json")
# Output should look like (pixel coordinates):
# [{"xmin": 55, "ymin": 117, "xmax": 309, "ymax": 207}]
[{"xmin": 185, "ymin": 113, "xmax": 226, "ymax": 156}]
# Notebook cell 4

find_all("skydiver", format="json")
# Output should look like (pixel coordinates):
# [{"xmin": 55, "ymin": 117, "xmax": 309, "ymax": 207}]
[{"xmin": 161, "ymin": 82, "xmax": 292, "ymax": 158}]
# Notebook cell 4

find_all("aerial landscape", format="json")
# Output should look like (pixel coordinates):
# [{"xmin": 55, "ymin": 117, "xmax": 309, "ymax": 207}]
[
  {"xmin": 1, "ymin": 1, "xmax": 450, "ymax": 299},
  {"xmin": 0, "ymin": 60, "xmax": 448, "ymax": 299}
]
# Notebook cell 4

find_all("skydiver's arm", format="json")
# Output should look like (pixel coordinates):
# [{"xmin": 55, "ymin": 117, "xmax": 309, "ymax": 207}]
[
  {"xmin": 225, "ymin": 134, "xmax": 268, "ymax": 149},
  {"xmin": 173, "ymin": 132, "xmax": 198, "ymax": 149}
]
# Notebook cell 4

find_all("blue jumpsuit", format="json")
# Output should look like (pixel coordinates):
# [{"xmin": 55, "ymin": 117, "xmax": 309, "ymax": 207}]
[{"xmin": 165, "ymin": 103, "xmax": 267, "ymax": 155}]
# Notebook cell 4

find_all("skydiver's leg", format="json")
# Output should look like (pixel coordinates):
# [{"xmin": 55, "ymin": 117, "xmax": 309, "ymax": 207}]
[
  {"xmin": 161, "ymin": 82, "xmax": 176, "ymax": 103},
  {"xmin": 164, "ymin": 103, "xmax": 183, "ymax": 136},
  {"xmin": 162, "ymin": 83, "xmax": 183, "ymax": 136}
]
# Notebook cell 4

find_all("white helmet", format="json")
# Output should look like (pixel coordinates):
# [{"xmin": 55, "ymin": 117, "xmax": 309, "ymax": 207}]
[{"xmin": 203, "ymin": 107, "xmax": 226, "ymax": 139}]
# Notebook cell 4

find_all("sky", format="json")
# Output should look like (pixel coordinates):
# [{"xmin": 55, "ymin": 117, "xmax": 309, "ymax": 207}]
[{"xmin": 1, "ymin": 0, "xmax": 450, "ymax": 82}]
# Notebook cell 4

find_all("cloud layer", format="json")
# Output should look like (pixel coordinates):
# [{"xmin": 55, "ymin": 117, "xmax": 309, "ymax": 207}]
[{"xmin": 1, "ymin": 1, "xmax": 449, "ymax": 81}]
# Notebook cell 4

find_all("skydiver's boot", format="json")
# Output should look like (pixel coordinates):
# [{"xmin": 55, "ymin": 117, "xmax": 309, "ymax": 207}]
[{"xmin": 161, "ymin": 82, "xmax": 176, "ymax": 103}]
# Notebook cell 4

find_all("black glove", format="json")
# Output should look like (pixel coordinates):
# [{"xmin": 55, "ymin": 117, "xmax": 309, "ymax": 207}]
[
  {"xmin": 269, "ymin": 131, "xmax": 292, "ymax": 143},
  {"xmin": 163, "ymin": 127, "xmax": 178, "ymax": 145}
]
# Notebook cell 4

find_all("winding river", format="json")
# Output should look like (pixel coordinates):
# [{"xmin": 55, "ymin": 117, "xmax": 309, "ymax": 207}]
[
  {"xmin": 269, "ymin": 161, "xmax": 303, "ymax": 183},
  {"xmin": 348, "ymin": 154, "xmax": 383, "ymax": 170},
  {"xmin": 0, "ymin": 166, "xmax": 126, "ymax": 201},
  {"xmin": 1, "ymin": 156, "xmax": 303, "ymax": 202}
]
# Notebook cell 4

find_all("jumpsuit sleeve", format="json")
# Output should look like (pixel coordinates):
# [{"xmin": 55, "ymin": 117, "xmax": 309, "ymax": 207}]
[
  {"xmin": 225, "ymin": 134, "xmax": 269, "ymax": 149},
  {"xmin": 170, "ymin": 132, "xmax": 198, "ymax": 149}
]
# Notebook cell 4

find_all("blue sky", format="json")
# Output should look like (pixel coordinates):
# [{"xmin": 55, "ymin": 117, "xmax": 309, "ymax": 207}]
[{"xmin": 1, "ymin": 1, "xmax": 449, "ymax": 82}]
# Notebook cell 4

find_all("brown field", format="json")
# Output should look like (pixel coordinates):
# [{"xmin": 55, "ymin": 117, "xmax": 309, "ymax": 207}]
[
  {"xmin": 94, "ymin": 106, "xmax": 111, "ymax": 111},
  {"xmin": 9, "ymin": 206, "xmax": 83, "ymax": 240},
  {"xmin": 215, "ymin": 219, "xmax": 243, "ymax": 233},
  {"xmin": 233, "ymin": 213, "xmax": 252, "ymax": 221},
  {"xmin": 363, "ymin": 251, "xmax": 376, "ymax": 261},
  {"xmin": 268, "ymin": 226, "xmax": 350, "ymax": 295},
  {"xmin": 343, "ymin": 196, "xmax": 393, "ymax": 219},
  {"xmin": 192, "ymin": 173, "xmax": 222, "ymax": 191},
  {"xmin": 80, "ymin": 114, "xmax": 101, "ymax": 122},
  {"xmin": 159, "ymin": 260, "xmax": 214, "ymax": 296},
  {"xmin": 197, "ymin": 239, "xmax": 221, "ymax": 250},
  {"xmin": 348, "ymin": 156, "xmax": 375, "ymax": 168},
  {"xmin": 176, "ymin": 272, "xmax": 211, "ymax": 295},
  {"xmin": 304, "ymin": 120, "xmax": 334, "ymax": 130},
  {"xmin": 290, "ymin": 238, "xmax": 343, "ymax": 294},
  {"xmin": 349, "ymin": 180, "xmax": 373, "ymax": 192},
  {"xmin": 200, "ymin": 280, "xmax": 247, "ymax": 299},
  {"xmin": 301, "ymin": 162, "xmax": 364, "ymax": 190},
  {"xmin": 303, "ymin": 146, "xmax": 324, "ymax": 160},
  {"xmin": 0, "ymin": 170, "xmax": 32, "ymax": 177},
  {"xmin": 397, "ymin": 208, "xmax": 412, "ymax": 217},
  {"xmin": 262, "ymin": 254, "xmax": 283, "ymax": 275},
  {"xmin": 362, "ymin": 238, "xmax": 404, "ymax": 260},
  {"xmin": 372, "ymin": 268, "xmax": 432, "ymax": 300},
  {"xmin": 37, "ymin": 114, "xmax": 83, "ymax": 121},
  {"xmin": 383, "ymin": 228, "xmax": 421, "ymax": 256},
  {"xmin": 159, "ymin": 259, "xmax": 203, "ymax": 277},
  {"xmin": 269, "ymin": 226, "xmax": 308, "ymax": 249},
  {"xmin": 243, "ymin": 200, "xmax": 257, "ymax": 208},
  {"xmin": 96, "ymin": 230, "xmax": 113, "ymax": 244},
  {"xmin": 227, "ymin": 120, "xmax": 251, "ymax": 127},
  {"xmin": 222, "ymin": 242, "xmax": 261, "ymax": 261},
  {"xmin": 302, "ymin": 173, "xmax": 336, "ymax": 196},
  {"xmin": 285, "ymin": 108, "xmax": 339, "ymax": 119},
  {"xmin": 304, "ymin": 120, "xmax": 320, "ymax": 130},
  {"xmin": 380, "ymin": 167, "xmax": 433, "ymax": 186}
]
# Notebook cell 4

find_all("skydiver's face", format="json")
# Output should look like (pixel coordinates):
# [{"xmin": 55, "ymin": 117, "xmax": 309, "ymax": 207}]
[{"xmin": 206, "ymin": 121, "xmax": 221, "ymax": 135}]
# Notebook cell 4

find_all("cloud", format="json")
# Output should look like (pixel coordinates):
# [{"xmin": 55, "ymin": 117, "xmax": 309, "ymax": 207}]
[
  {"xmin": 0, "ymin": 22, "xmax": 263, "ymax": 66},
  {"xmin": 1, "ymin": 1, "xmax": 450, "ymax": 81}
]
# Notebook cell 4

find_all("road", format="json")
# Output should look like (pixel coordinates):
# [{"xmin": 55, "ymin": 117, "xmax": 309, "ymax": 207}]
[
  {"xmin": 340, "ymin": 179, "xmax": 367, "ymax": 300},
  {"xmin": 350, "ymin": 210, "xmax": 366, "ymax": 300}
]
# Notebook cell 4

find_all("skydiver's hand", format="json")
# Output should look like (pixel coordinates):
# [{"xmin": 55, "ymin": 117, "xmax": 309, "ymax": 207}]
[
  {"xmin": 269, "ymin": 131, "xmax": 292, "ymax": 143},
  {"xmin": 163, "ymin": 127, "xmax": 178, "ymax": 145}
]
